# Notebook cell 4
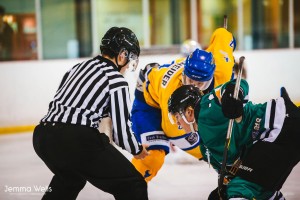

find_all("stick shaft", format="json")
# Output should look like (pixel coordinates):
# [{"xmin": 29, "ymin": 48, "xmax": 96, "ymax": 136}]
[
  {"xmin": 223, "ymin": 15, "xmax": 228, "ymax": 29},
  {"xmin": 218, "ymin": 56, "xmax": 245, "ymax": 194}
]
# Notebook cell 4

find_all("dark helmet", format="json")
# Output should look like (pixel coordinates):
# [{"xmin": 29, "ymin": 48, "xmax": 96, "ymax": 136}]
[
  {"xmin": 168, "ymin": 85, "xmax": 202, "ymax": 114},
  {"xmin": 0, "ymin": 5, "xmax": 5, "ymax": 15},
  {"xmin": 100, "ymin": 27, "xmax": 140, "ymax": 57}
]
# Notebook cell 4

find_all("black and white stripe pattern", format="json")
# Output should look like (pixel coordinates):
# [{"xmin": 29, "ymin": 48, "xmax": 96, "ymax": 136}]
[
  {"xmin": 260, "ymin": 97, "xmax": 286, "ymax": 142},
  {"xmin": 269, "ymin": 191, "xmax": 285, "ymax": 200},
  {"xmin": 41, "ymin": 55, "xmax": 142, "ymax": 155}
]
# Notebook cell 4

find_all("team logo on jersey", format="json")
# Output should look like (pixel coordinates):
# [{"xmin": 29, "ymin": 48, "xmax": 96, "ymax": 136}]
[
  {"xmin": 161, "ymin": 62, "xmax": 184, "ymax": 88},
  {"xmin": 251, "ymin": 117, "xmax": 262, "ymax": 139},
  {"xmin": 230, "ymin": 39, "xmax": 235, "ymax": 48},
  {"xmin": 144, "ymin": 170, "xmax": 151, "ymax": 178},
  {"xmin": 185, "ymin": 132, "xmax": 199, "ymax": 145},
  {"xmin": 219, "ymin": 50, "xmax": 230, "ymax": 63}
]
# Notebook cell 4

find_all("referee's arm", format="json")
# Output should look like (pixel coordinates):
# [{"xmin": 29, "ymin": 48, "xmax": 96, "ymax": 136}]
[{"xmin": 110, "ymin": 87, "xmax": 143, "ymax": 155}]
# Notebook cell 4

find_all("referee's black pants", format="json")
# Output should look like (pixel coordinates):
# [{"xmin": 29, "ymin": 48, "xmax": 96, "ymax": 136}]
[{"xmin": 33, "ymin": 122, "xmax": 148, "ymax": 200}]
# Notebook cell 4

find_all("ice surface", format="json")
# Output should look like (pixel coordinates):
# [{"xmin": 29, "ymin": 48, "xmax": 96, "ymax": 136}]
[{"xmin": 0, "ymin": 133, "xmax": 299, "ymax": 200}]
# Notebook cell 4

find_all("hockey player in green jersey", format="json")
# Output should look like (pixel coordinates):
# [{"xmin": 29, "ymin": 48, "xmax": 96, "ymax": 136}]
[{"xmin": 168, "ymin": 80, "xmax": 300, "ymax": 200}]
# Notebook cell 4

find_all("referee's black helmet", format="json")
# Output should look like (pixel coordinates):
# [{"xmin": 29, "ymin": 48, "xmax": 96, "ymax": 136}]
[{"xmin": 100, "ymin": 27, "xmax": 140, "ymax": 57}]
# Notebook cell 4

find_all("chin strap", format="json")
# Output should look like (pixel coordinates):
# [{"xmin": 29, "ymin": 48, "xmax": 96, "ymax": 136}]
[
  {"xmin": 189, "ymin": 122, "xmax": 196, "ymax": 133},
  {"xmin": 115, "ymin": 57, "xmax": 129, "ymax": 71},
  {"xmin": 180, "ymin": 113, "xmax": 196, "ymax": 132}
]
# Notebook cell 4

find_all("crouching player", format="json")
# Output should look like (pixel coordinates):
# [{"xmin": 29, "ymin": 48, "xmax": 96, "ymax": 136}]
[
  {"xmin": 131, "ymin": 27, "xmax": 237, "ymax": 183},
  {"xmin": 168, "ymin": 81, "xmax": 300, "ymax": 199}
]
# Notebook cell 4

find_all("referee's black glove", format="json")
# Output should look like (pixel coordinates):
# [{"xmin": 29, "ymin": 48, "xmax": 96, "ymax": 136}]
[{"xmin": 221, "ymin": 83, "xmax": 244, "ymax": 119}]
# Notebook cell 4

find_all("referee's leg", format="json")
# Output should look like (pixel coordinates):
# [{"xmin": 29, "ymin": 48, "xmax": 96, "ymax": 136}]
[
  {"xmin": 33, "ymin": 124, "xmax": 87, "ymax": 200},
  {"xmin": 42, "ymin": 170, "xmax": 86, "ymax": 200},
  {"xmin": 33, "ymin": 124, "xmax": 148, "ymax": 199},
  {"xmin": 77, "ymin": 133, "xmax": 148, "ymax": 200}
]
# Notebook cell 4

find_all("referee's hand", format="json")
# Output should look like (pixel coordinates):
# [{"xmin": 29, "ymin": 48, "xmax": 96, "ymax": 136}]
[{"xmin": 134, "ymin": 144, "xmax": 149, "ymax": 159}]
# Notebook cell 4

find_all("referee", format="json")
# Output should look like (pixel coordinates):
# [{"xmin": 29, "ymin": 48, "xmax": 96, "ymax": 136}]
[{"xmin": 33, "ymin": 27, "xmax": 149, "ymax": 200}]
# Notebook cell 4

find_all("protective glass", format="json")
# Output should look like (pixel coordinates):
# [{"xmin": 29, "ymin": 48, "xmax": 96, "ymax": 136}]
[
  {"xmin": 168, "ymin": 111, "xmax": 190, "ymax": 125},
  {"xmin": 128, "ymin": 52, "xmax": 139, "ymax": 71},
  {"xmin": 119, "ymin": 49, "xmax": 139, "ymax": 71},
  {"xmin": 183, "ymin": 74, "xmax": 213, "ymax": 90}
]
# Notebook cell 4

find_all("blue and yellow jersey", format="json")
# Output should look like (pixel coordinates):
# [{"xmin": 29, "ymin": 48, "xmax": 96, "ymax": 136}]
[
  {"xmin": 206, "ymin": 28, "xmax": 236, "ymax": 88},
  {"xmin": 143, "ymin": 60, "xmax": 185, "ymax": 134},
  {"xmin": 142, "ymin": 28, "xmax": 236, "ymax": 159},
  {"xmin": 144, "ymin": 60, "xmax": 204, "ymax": 158}
]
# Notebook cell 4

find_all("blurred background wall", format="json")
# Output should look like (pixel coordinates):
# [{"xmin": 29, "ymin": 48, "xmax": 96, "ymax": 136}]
[
  {"xmin": 0, "ymin": 0, "xmax": 300, "ymax": 132},
  {"xmin": 1, "ymin": 49, "xmax": 300, "ymax": 129},
  {"xmin": 0, "ymin": 0, "xmax": 299, "ymax": 61}
]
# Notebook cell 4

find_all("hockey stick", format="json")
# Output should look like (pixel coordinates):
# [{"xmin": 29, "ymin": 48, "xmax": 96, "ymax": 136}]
[
  {"xmin": 223, "ymin": 15, "xmax": 228, "ymax": 29},
  {"xmin": 218, "ymin": 56, "xmax": 245, "ymax": 199}
]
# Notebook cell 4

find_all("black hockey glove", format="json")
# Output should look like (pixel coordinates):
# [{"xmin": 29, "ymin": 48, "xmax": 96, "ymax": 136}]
[
  {"xmin": 280, "ymin": 87, "xmax": 300, "ymax": 118},
  {"xmin": 221, "ymin": 83, "xmax": 244, "ymax": 119},
  {"xmin": 208, "ymin": 186, "xmax": 227, "ymax": 200}
]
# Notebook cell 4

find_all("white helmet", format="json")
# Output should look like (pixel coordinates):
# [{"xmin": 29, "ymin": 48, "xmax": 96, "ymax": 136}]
[{"xmin": 180, "ymin": 39, "xmax": 202, "ymax": 57}]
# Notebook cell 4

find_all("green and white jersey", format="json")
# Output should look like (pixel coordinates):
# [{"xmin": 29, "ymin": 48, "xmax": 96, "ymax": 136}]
[{"xmin": 197, "ymin": 79, "xmax": 286, "ymax": 172}]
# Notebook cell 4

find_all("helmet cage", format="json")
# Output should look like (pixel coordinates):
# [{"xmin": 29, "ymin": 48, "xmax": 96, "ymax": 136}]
[
  {"xmin": 119, "ymin": 48, "xmax": 139, "ymax": 71},
  {"xmin": 168, "ymin": 107, "xmax": 195, "ymax": 125},
  {"xmin": 168, "ymin": 108, "xmax": 196, "ymax": 133},
  {"xmin": 182, "ymin": 73, "xmax": 213, "ymax": 90}
]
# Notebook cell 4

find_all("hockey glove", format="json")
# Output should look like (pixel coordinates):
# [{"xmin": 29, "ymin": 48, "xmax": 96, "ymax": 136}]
[
  {"xmin": 136, "ymin": 63, "xmax": 159, "ymax": 92},
  {"xmin": 208, "ymin": 186, "xmax": 227, "ymax": 200},
  {"xmin": 221, "ymin": 83, "xmax": 244, "ymax": 119}
]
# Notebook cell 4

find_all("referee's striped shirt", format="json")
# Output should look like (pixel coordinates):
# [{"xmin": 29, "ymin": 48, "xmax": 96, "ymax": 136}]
[{"xmin": 41, "ymin": 55, "xmax": 142, "ymax": 155}]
